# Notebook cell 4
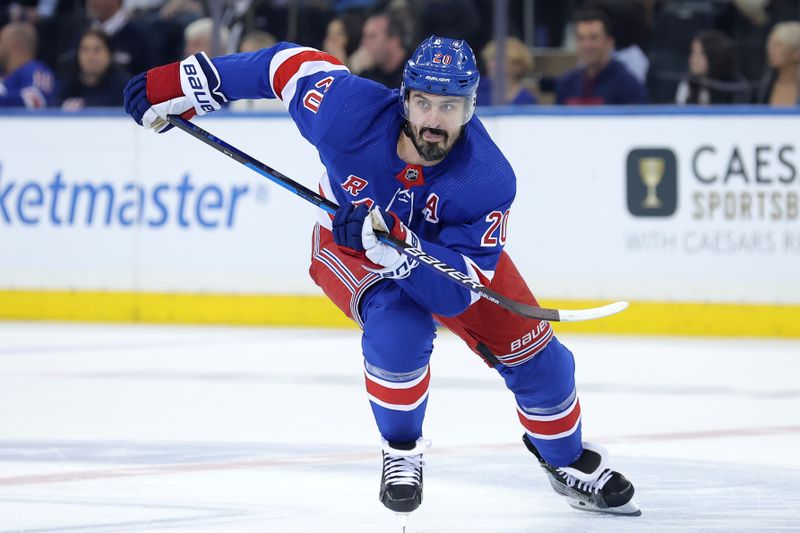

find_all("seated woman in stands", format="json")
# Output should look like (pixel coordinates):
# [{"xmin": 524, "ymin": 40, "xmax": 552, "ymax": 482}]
[
  {"xmin": 60, "ymin": 29, "xmax": 129, "ymax": 110},
  {"xmin": 754, "ymin": 22, "xmax": 800, "ymax": 106},
  {"xmin": 675, "ymin": 30, "xmax": 751, "ymax": 105}
]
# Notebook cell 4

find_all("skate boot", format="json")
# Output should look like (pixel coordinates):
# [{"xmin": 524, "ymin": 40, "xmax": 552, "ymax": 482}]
[
  {"xmin": 523, "ymin": 435, "xmax": 641, "ymax": 516},
  {"xmin": 379, "ymin": 437, "xmax": 430, "ymax": 529}
]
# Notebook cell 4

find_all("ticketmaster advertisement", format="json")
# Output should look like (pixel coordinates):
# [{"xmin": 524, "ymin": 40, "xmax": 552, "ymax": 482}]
[
  {"xmin": 0, "ymin": 116, "xmax": 324, "ymax": 294},
  {"xmin": 0, "ymin": 112, "xmax": 798, "ymax": 305}
]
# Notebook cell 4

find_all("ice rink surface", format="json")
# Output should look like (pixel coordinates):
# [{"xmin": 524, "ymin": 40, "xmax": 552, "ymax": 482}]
[{"xmin": 1, "ymin": 322, "xmax": 799, "ymax": 532}]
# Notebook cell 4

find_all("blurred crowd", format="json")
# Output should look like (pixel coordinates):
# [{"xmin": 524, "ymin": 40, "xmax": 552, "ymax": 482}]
[{"xmin": 0, "ymin": 0, "xmax": 799, "ymax": 110}]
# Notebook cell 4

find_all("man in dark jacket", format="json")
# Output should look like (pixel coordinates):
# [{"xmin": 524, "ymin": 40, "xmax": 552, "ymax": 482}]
[
  {"xmin": 357, "ymin": 11, "xmax": 408, "ymax": 88},
  {"xmin": 556, "ymin": 8, "xmax": 648, "ymax": 105}
]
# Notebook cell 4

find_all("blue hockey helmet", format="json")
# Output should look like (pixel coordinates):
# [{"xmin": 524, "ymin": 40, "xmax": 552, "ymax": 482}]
[{"xmin": 401, "ymin": 36, "xmax": 480, "ymax": 125}]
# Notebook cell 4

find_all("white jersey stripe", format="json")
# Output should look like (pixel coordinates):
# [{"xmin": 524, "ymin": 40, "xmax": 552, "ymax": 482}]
[
  {"xmin": 268, "ymin": 46, "xmax": 349, "ymax": 106},
  {"xmin": 269, "ymin": 46, "xmax": 316, "ymax": 95}
]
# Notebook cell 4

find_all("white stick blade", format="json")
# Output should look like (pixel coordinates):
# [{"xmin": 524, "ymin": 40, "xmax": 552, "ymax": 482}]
[{"xmin": 558, "ymin": 301, "xmax": 629, "ymax": 322}]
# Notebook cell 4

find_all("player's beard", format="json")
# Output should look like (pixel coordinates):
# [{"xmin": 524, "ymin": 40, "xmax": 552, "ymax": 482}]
[{"xmin": 406, "ymin": 123, "xmax": 453, "ymax": 162}]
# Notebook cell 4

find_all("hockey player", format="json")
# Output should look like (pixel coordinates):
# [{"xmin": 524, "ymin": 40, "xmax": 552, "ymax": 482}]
[{"xmin": 123, "ymin": 36, "xmax": 640, "ymax": 520}]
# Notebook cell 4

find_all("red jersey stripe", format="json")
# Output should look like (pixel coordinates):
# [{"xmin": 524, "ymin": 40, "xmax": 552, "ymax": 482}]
[
  {"xmin": 517, "ymin": 399, "xmax": 582, "ymax": 436},
  {"xmin": 272, "ymin": 51, "xmax": 343, "ymax": 100},
  {"xmin": 365, "ymin": 370, "xmax": 431, "ymax": 406}
]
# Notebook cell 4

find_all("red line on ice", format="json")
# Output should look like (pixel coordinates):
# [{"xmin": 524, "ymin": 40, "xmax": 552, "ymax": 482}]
[{"xmin": 1, "ymin": 425, "xmax": 798, "ymax": 487}]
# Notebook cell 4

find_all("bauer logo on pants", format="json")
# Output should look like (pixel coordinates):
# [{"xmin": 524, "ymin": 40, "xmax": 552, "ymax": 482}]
[{"xmin": 626, "ymin": 148, "xmax": 678, "ymax": 217}]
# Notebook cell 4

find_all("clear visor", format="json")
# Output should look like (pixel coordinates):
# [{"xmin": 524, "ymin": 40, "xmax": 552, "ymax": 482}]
[{"xmin": 402, "ymin": 87, "xmax": 476, "ymax": 127}]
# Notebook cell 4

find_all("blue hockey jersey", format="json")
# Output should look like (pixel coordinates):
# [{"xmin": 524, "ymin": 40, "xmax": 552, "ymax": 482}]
[
  {"xmin": 212, "ymin": 44, "xmax": 517, "ymax": 316},
  {"xmin": 0, "ymin": 60, "xmax": 57, "ymax": 108}
]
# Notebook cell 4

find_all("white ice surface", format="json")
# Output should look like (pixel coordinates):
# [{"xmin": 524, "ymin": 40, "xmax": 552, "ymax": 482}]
[{"xmin": 0, "ymin": 323, "xmax": 799, "ymax": 532}]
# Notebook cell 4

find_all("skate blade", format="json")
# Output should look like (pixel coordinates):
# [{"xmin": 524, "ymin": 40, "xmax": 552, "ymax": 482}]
[
  {"xmin": 395, "ymin": 512, "xmax": 409, "ymax": 531},
  {"xmin": 568, "ymin": 498, "xmax": 641, "ymax": 516}
]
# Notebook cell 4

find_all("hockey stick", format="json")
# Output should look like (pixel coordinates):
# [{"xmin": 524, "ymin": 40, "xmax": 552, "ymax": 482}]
[{"xmin": 166, "ymin": 115, "xmax": 628, "ymax": 322}]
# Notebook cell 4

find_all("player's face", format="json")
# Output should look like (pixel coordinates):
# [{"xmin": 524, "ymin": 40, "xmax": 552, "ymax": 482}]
[{"xmin": 405, "ymin": 91, "xmax": 466, "ymax": 162}]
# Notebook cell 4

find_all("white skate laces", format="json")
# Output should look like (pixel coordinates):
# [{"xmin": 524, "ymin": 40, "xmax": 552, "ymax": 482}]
[
  {"xmin": 381, "ymin": 438, "xmax": 431, "ymax": 486},
  {"xmin": 384, "ymin": 454, "xmax": 424, "ymax": 486},
  {"xmin": 557, "ymin": 467, "xmax": 614, "ymax": 494}
]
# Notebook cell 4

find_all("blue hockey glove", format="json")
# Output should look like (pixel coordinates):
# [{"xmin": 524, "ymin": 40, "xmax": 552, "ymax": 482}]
[
  {"xmin": 332, "ymin": 203, "xmax": 417, "ymax": 278},
  {"xmin": 332, "ymin": 203, "xmax": 381, "ymax": 251},
  {"xmin": 123, "ymin": 52, "xmax": 226, "ymax": 133}
]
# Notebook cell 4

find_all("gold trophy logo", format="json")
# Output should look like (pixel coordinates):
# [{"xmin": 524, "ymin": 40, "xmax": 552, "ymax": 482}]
[{"xmin": 639, "ymin": 157, "xmax": 665, "ymax": 209}]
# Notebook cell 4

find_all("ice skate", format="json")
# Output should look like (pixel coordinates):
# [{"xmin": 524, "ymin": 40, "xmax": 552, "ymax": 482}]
[
  {"xmin": 523, "ymin": 435, "xmax": 641, "ymax": 516},
  {"xmin": 379, "ymin": 438, "xmax": 430, "ymax": 530}
]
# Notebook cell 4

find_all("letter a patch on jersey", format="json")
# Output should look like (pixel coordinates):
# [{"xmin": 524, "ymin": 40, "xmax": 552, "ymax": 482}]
[
  {"xmin": 423, "ymin": 193, "xmax": 440, "ymax": 223},
  {"xmin": 342, "ymin": 175, "xmax": 369, "ymax": 196}
]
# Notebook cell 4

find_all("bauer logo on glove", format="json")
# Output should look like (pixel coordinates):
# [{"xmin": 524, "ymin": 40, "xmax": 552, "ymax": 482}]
[
  {"xmin": 182, "ymin": 63, "xmax": 217, "ymax": 113},
  {"xmin": 123, "ymin": 52, "xmax": 226, "ymax": 133}
]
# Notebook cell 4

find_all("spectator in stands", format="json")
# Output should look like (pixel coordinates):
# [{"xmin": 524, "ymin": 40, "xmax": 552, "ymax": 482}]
[
  {"xmin": 60, "ymin": 28, "xmax": 128, "ymax": 110},
  {"xmin": 134, "ymin": 0, "xmax": 203, "ymax": 65},
  {"xmin": 84, "ymin": 0, "xmax": 151, "ymax": 75},
  {"xmin": 229, "ymin": 29, "xmax": 281, "ymax": 112},
  {"xmin": 228, "ymin": 30, "xmax": 286, "ymax": 112},
  {"xmin": 0, "ymin": 21, "xmax": 57, "ymax": 107},
  {"xmin": 353, "ymin": 10, "xmax": 409, "ymax": 88},
  {"xmin": 585, "ymin": 0, "xmax": 650, "ymax": 84},
  {"xmin": 416, "ymin": 0, "xmax": 480, "ymax": 48},
  {"xmin": 158, "ymin": 0, "xmax": 204, "ymax": 24},
  {"xmin": 555, "ymin": 8, "xmax": 648, "ymax": 105},
  {"xmin": 4, "ymin": 0, "xmax": 61, "ymax": 69},
  {"xmin": 755, "ymin": 21, "xmax": 800, "ymax": 106},
  {"xmin": 323, "ymin": 12, "xmax": 364, "ymax": 68},
  {"xmin": 477, "ymin": 37, "xmax": 537, "ymax": 106},
  {"xmin": 239, "ymin": 30, "xmax": 276, "ymax": 53},
  {"xmin": 675, "ymin": 30, "xmax": 751, "ymax": 105},
  {"xmin": 184, "ymin": 17, "xmax": 230, "ymax": 58}
]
